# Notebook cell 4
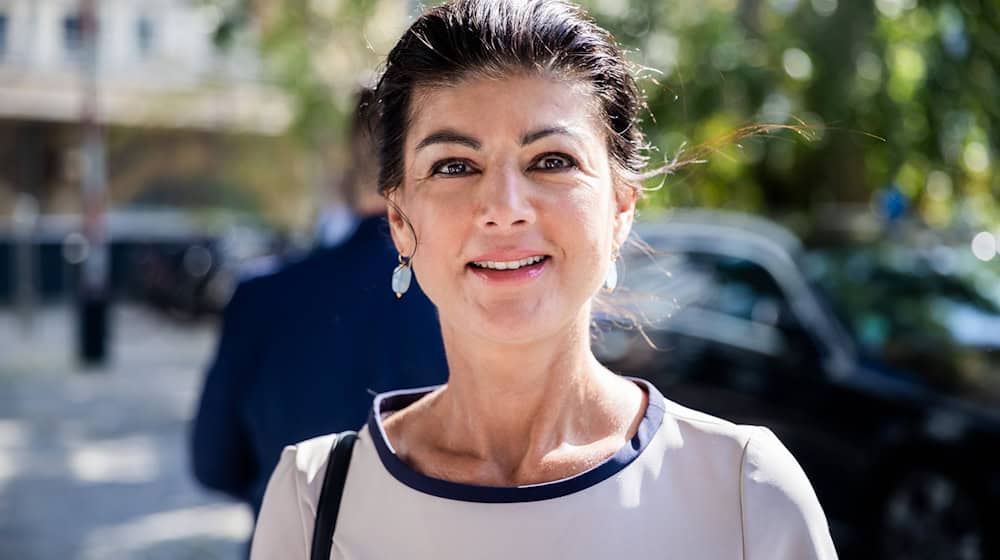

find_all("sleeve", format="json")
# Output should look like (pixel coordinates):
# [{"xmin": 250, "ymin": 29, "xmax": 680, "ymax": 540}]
[
  {"xmin": 190, "ymin": 282, "xmax": 260, "ymax": 500},
  {"xmin": 740, "ymin": 427, "xmax": 839, "ymax": 560},
  {"xmin": 250, "ymin": 437, "xmax": 335, "ymax": 560}
]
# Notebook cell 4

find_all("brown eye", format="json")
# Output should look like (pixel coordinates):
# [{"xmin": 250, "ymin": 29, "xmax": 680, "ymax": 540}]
[
  {"xmin": 432, "ymin": 159, "xmax": 475, "ymax": 176},
  {"xmin": 531, "ymin": 153, "xmax": 576, "ymax": 171}
]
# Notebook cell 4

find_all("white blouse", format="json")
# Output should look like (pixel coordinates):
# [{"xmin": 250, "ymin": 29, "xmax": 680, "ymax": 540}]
[{"xmin": 250, "ymin": 380, "xmax": 838, "ymax": 559}]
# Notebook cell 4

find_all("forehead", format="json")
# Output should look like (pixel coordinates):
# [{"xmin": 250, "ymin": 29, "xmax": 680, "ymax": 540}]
[{"xmin": 406, "ymin": 74, "xmax": 605, "ymax": 147}]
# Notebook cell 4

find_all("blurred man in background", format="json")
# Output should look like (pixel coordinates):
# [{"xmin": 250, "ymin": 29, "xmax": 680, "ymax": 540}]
[{"xmin": 190, "ymin": 89, "xmax": 447, "ymax": 518}]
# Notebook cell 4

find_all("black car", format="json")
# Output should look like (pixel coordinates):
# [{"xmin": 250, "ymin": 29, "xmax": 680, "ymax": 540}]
[{"xmin": 596, "ymin": 210, "xmax": 1000, "ymax": 560}]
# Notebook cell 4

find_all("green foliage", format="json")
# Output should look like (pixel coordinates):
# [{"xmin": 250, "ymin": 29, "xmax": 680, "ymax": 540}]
[
  {"xmin": 208, "ymin": 0, "xmax": 393, "ymax": 148},
  {"xmin": 584, "ymin": 0, "xmax": 998, "ymax": 228}
]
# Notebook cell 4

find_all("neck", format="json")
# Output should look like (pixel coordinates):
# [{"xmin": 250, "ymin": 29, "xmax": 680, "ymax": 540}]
[{"xmin": 432, "ymin": 308, "xmax": 633, "ymax": 476}]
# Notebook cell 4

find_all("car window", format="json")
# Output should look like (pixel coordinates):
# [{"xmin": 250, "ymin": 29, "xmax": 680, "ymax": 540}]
[
  {"xmin": 804, "ymin": 246, "xmax": 1000, "ymax": 403},
  {"xmin": 622, "ymin": 248, "xmax": 818, "ymax": 361},
  {"xmin": 629, "ymin": 250, "xmax": 791, "ymax": 324}
]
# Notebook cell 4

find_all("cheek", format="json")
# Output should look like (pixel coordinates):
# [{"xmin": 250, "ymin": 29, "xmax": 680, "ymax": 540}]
[
  {"xmin": 557, "ymin": 185, "xmax": 616, "ymax": 249},
  {"xmin": 403, "ymin": 196, "xmax": 468, "ymax": 271},
  {"xmin": 411, "ymin": 195, "xmax": 466, "ymax": 237}
]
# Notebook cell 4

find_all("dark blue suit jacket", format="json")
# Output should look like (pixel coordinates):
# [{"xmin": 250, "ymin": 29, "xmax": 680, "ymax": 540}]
[{"xmin": 191, "ymin": 215, "xmax": 447, "ymax": 513}]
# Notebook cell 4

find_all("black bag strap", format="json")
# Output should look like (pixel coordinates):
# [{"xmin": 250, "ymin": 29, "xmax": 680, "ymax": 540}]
[{"xmin": 310, "ymin": 430, "xmax": 358, "ymax": 560}]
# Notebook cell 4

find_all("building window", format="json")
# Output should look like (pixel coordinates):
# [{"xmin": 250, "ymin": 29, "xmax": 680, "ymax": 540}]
[
  {"xmin": 63, "ymin": 13, "xmax": 83, "ymax": 52},
  {"xmin": 136, "ymin": 16, "xmax": 155, "ymax": 56}
]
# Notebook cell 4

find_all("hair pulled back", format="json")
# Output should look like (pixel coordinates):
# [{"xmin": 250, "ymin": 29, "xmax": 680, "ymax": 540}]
[{"xmin": 372, "ymin": 0, "xmax": 648, "ymax": 195}]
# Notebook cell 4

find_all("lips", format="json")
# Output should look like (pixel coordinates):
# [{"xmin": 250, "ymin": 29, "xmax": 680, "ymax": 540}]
[{"xmin": 466, "ymin": 253, "xmax": 550, "ymax": 282}]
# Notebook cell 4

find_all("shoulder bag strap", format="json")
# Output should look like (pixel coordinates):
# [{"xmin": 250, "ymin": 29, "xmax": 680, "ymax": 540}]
[{"xmin": 310, "ymin": 430, "xmax": 358, "ymax": 560}]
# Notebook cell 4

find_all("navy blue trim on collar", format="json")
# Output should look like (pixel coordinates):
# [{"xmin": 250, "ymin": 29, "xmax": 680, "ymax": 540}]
[{"xmin": 366, "ymin": 378, "xmax": 666, "ymax": 503}]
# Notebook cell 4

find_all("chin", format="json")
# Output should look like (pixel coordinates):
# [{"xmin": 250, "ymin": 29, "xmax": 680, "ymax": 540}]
[{"xmin": 465, "ymin": 302, "xmax": 572, "ymax": 345}]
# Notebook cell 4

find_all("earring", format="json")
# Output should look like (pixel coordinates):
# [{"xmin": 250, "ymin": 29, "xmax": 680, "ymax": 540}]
[
  {"xmin": 604, "ymin": 250, "xmax": 619, "ymax": 292},
  {"xmin": 392, "ymin": 254, "xmax": 412, "ymax": 299}
]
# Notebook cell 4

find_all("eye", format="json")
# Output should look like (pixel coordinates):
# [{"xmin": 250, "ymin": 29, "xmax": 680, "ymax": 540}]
[
  {"xmin": 431, "ymin": 159, "xmax": 476, "ymax": 177},
  {"xmin": 531, "ymin": 153, "xmax": 577, "ymax": 172}
]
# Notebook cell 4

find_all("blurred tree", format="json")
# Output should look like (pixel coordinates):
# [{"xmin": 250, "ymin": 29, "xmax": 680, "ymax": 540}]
[
  {"xmin": 210, "ymin": 0, "xmax": 999, "ymax": 231},
  {"xmin": 586, "ymin": 0, "xmax": 998, "ymax": 230},
  {"xmin": 209, "ymin": 0, "xmax": 403, "ymax": 147},
  {"xmin": 204, "ymin": 0, "xmax": 408, "ymax": 227}
]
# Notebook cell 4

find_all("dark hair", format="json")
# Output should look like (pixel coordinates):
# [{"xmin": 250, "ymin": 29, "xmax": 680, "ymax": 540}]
[
  {"xmin": 371, "ymin": 0, "xmax": 648, "ymax": 195},
  {"xmin": 340, "ymin": 87, "xmax": 378, "ymax": 209}
]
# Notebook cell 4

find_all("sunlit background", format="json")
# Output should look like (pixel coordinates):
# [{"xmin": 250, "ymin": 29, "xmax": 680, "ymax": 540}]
[{"xmin": 1, "ymin": 0, "xmax": 997, "ymax": 558}]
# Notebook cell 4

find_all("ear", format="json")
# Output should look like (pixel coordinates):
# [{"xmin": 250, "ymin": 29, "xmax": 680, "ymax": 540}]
[
  {"xmin": 386, "ymin": 192, "xmax": 414, "ymax": 257},
  {"xmin": 612, "ymin": 182, "xmax": 638, "ymax": 249}
]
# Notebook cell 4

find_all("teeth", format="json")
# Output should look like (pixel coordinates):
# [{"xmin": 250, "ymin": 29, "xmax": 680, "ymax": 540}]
[{"xmin": 473, "ymin": 255, "xmax": 545, "ymax": 270}]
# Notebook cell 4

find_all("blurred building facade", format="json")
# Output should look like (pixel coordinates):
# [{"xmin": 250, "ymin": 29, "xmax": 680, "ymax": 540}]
[{"xmin": 0, "ymin": 0, "xmax": 290, "ymax": 217}]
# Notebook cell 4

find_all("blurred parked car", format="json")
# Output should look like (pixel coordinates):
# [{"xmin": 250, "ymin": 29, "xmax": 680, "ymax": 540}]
[
  {"xmin": 0, "ymin": 208, "xmax": 283, "ymax": 318},
  {"xmin": 131, "ymin": 216, "xmax": 285, "ymax": 319},
  {"xmin": 597, "ymin": 210, "xmax": 1000, "ymax": 560}
]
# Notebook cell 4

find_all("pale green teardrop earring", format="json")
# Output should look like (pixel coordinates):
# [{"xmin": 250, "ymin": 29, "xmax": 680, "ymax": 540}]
[{"xmin": 392, "ymin": 254, "xmax": 412, "ymax": 298}]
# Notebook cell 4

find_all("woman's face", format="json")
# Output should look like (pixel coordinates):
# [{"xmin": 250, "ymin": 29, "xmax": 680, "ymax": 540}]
[{"xmin": 388, "ymin": 74, "xmax": 636, "ymax": 345}]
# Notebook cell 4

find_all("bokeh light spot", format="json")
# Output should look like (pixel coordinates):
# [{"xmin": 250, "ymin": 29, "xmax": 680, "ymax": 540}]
[
  {"xmin": 768, "ymin": 0, "xmax": 800, "ymax": 15},
  {"xmin": 876, "ymin": 0, "xmax": 905, "ymax": 18},
  {"xmin": 644, "ymin": 32, "xmax": 680, "ymax": 76},
  {"xmin": 938, "ymin": 5, "xmax": 970, "ymax": 58},
  {"xmin": 892, "ymin": 45, "xmax": 926, "ymax": 83},
  {"xmin": 856, "ymin": 51, "xmax": 883, "ymax": 82},
  {"xmin": 783, "ymin": 48, "xmax": 813, "ymax": 81},
  {"xmin": 925, "ymin": 170, "xmax": 953, "ymax": 201},
  {"xmin": 760, "ymin": 92, "xmax": 793, "ymax": 123},
  {"xmin": 810, "ymin": 0, "xmax": 837, "ymax": 17},
  {"xmin": 876, "ymin": 0, "xmax": 916, "ymax": 18},
  {"xmin": 962, "ymin": 142, "xmax": 990, "ymax": 174},
  {"xmin": 971, "ymin": 231, "xmax": 997, "ymax": 261},
  {"xmin": 593, "ymin": 0, "xmax": 629, "ymax": 17}
]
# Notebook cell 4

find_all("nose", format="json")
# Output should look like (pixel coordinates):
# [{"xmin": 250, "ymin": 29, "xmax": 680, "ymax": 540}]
[{"xmin": 477, "ymin": 167, "xmax": 536, "ymax": 230}]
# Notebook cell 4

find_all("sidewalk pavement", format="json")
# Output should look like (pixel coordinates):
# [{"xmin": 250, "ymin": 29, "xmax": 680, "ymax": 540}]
[{"xmin": 0, "ymin": 304, "xmax": 253, "ymax": 560}]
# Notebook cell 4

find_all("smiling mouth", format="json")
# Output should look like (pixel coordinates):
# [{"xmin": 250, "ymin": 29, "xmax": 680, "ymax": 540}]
[{"xmin": 468, "ymin": 255, "xmax": 550, "ymax": 271}]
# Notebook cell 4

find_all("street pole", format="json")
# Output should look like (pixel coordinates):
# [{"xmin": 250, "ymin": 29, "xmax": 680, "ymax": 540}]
[
  {"xmin": 13, "ymin": 193, "xmax": 39, "ymax": 335},
  {"xmin": 78, "ymin": 0, "xmax": 111, "ymax": 366}
]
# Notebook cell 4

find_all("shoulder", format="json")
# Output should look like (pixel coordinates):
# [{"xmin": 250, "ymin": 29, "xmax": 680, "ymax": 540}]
[
  {"xmin": 228, "ymin": 249, "xmax": 336, "ymax": 311},
  {"xmin": 740, "ymin": 426, "xmax": 819, "ymax": 513},
  {"xmin": 634, "ymin": 394, "xmax": 754, "ymax": 502},
  {"xmin": 272, "ymin": 433, "xmax": 341, "ymax": 500},
  {"xmin": 739, "ymin": 427, "xmax": 837, "ymax": 558},
  {"xmin": 655, "ymin": 396, "xmax": 756, "ymax": 465},
  {"xmin": 654, "ymin": 396, "xmax": 808, "ymax": 481},
  {"xmin": 250, "ymin": 433, "xmax": 341, "ymax": 558},
  {"xmin": 644, "ymin": 393, "xmax": 836, "ymax": 558},
  {"xmin": 246, "ymin": 249, "xmax": 327, "ymax": 286},
  {"xmin": 227, "ymin": 260, "xmax": 282, "ymax": 310}
]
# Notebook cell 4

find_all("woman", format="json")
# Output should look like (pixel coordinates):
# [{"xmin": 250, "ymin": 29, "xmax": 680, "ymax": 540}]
[{"xmin": 251, "ymin": 1, "xmax": 838, "ymax": 558}]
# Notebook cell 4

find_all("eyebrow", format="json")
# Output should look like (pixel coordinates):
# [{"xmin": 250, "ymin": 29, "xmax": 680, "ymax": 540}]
[
  {"xmin": 415, "ymin": 130, "xmax": 481, "ymax": 151},
  {"xmin": 520, "ymin": 126, "xmax": 580, "ymax": 146},
  {"xmin": 413, "ymin": 125, "xmax": 582, "ymax": 152}
]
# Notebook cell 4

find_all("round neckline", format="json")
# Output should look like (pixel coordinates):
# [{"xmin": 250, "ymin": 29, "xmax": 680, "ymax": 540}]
[{"xmin": 366, "ymin": 377, "xmax": 666, "ymax": 503}]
